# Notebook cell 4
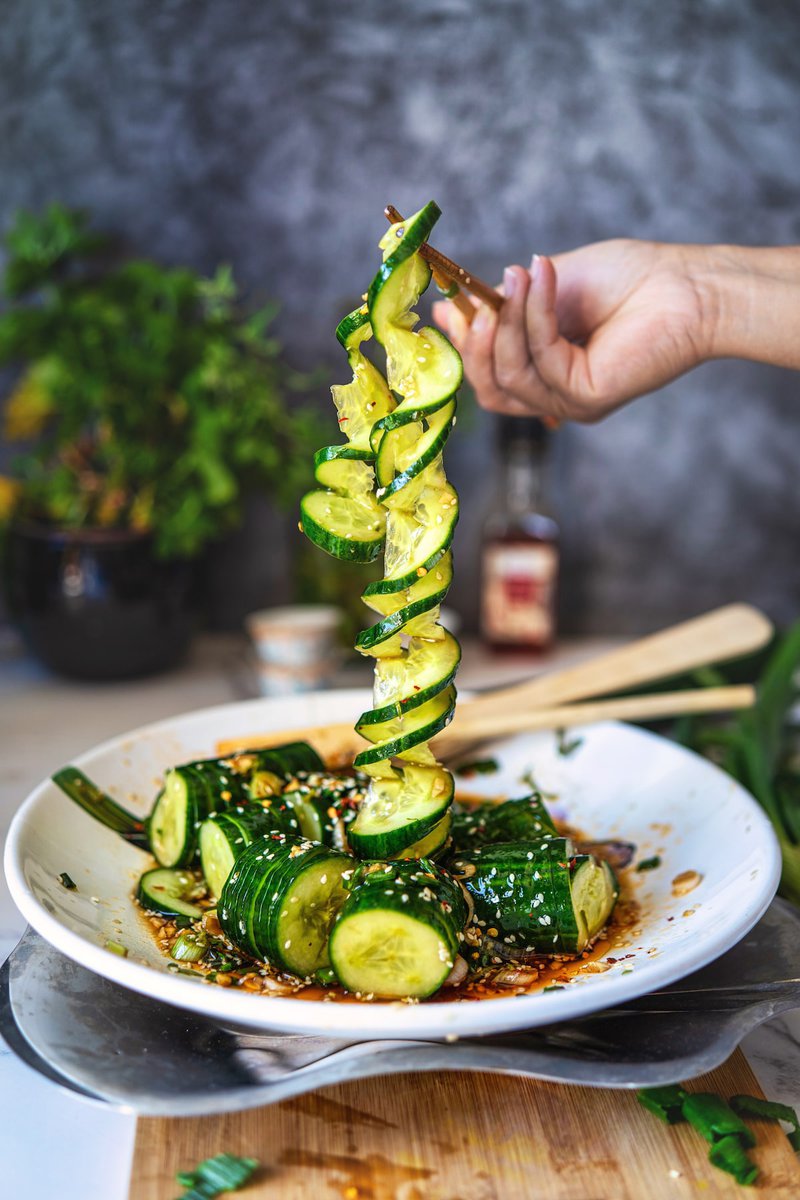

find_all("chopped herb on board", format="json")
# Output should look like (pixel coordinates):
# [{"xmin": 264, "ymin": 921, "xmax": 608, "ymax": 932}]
[
  {"xmin": 635, "ymin": 856, "xmax": 662, "ymax": 872},
  {"xmin": 58, "ymin": 871, "xmax": 77, "ymax": 890},
  {"xmin": 175, "ymin": 1152, "xmax": 258, "ymax": 1199},
  {"xmin": 638, "ymin": 1088, "xmax": 760, "ymax": 1185},
  {"xmin": 731, "ymin": 1094, "xmax": 800, "ymax": 1150}
]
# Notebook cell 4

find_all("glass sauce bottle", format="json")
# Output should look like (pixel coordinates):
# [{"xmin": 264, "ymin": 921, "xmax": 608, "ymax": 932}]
[{"xmin": 480, "ymin": 417, "xmax": 559, "ymax": 652}]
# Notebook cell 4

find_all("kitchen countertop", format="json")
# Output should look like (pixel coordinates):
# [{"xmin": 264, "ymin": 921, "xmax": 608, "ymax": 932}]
[{"xmin": 2, "ymin": 632, "xmax": 799, "ymax": 1199}]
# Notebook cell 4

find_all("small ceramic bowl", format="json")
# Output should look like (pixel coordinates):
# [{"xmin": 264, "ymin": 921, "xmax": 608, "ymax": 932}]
[{"xmin": 245, "ymin": 605, "xmax": 343, "ymax": 694}]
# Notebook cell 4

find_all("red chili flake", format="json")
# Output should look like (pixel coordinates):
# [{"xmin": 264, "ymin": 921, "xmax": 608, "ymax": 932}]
[
  {"xmin": 413, "ymin": 685, "xmax": 421, "ymax": 691},
  {"xmin": 557, "ymin": 862, "xmax": 568, "ymax": 869},
  {"xmin": 338, "ymin": 416, "xmax": 348, "ymax": 423}
]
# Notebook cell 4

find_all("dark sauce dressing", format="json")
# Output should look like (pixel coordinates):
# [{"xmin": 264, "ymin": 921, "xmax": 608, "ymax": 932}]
[{"xmin": 140, "ymin": 787, "xmax": 640, "ymax": 1005}]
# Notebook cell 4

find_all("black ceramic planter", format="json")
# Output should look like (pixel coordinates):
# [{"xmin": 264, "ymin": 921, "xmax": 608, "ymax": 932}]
[{"xmin": 4, "ymin": 523, "xmax": 196, "ymax": 681}]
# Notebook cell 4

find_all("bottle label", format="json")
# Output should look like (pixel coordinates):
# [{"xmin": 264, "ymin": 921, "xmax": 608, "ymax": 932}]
[{"xmin": 482, "ymin": 543, "xmax": 557, "ymax": 645}]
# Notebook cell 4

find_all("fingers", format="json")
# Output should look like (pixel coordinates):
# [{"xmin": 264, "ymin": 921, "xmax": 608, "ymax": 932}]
[
  {"xmin": 493, "ymin": 266, "xmax": 534, "ymax": 392},
  {"xmin": 432, "ymin": 263, "xmax": 600, "ymax": 421}
]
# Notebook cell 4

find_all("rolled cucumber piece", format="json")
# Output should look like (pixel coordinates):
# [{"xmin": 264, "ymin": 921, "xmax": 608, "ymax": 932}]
[
  {"xmin": 329, "ymin": 859, "xmax": 467, "ymax": 998},
  {"xmin": 452, "ymin": 837, "xmax": 618, "ymax": 955},
  {"xmin": 451, "ymin": 793, "xmax": 557, "ymax": 852},
  {"xmin": 199, "ymin": 805, "xmax": 300, "ymax": 900},
  {"xmin": 219, "ymin": 837, "xmax": 354, "ymax": 978}
]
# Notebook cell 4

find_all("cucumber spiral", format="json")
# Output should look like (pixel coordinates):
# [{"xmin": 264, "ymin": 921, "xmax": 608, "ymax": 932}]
[{"xmin": 300, "ymin": 202, "xmax": 462, "ymax": 859}]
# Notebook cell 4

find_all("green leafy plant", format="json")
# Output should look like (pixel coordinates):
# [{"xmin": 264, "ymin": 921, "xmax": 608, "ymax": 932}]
[
  {"xmin": 0, "ymin": 203, "xmax": 320, "ymax": 558},
  {"xmin": 674, "ymin": 622, "xmax": 800, "ymax": 906}
]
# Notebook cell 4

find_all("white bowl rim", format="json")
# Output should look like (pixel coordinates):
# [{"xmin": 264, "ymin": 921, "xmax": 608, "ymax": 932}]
[{"xmin": 4, "ymin": 691, "xmax": 782, "ymax": 1039}]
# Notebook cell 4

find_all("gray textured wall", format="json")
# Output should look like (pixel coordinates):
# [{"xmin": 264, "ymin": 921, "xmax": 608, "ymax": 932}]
[{"xmin": 2, "ymin": 0, "xmax": 799, "ymax": 633}]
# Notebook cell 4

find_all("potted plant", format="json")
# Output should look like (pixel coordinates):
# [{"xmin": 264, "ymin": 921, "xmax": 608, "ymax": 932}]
[{"xmin": 0, "ymin": 204, "xmax": 318, "ymax": 679}]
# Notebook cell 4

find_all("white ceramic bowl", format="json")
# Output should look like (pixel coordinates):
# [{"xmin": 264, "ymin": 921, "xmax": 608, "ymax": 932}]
[{"xmin": 4, "ymin": 690, "xmax": 781, "ymax": 1040}]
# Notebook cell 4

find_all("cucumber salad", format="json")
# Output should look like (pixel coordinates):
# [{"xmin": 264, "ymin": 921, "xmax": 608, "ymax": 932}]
[{"xmin": 52, "ymin": 204, "xmax": 621, "ymax": 1001}]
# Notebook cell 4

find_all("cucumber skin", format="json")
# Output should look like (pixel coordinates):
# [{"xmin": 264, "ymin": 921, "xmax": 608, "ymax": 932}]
[
  {"xmin": 329, "ymin": 858, "xmax": 467, "ymax": 995},
  {"xmin": 200, "ymin": 806, "xmax": 300, "ymax": 896},
  {"xmin": 149, "ymin": 763, "xmax": 233, "ymax": 868},
  {"xmin": 452, "ymin": 838, "xmax": 590, "ymax": 955},
  {"xmin": 218, "ymin": 836, "xmax": 353, "ymax": 973},
  {"xmin": 149, "ymin": 743, "xmax": 324, "ymax": 867},
  {"xmin": 451, "ymin": 795, "xmax": 557, "ymax": 853}
]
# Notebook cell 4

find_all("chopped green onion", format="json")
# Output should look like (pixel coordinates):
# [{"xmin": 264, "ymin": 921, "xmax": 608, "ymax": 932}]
[
  {"xmin": 638, "ymin": 1085, "xmax": 687, "ymax": 1124},
  {"xmin": 635, "ymin": 856, "xmax": 662, "ymax": 872},
  {"xmin": 105, "ymin": 940, "xmax": 128, "ymax": 957},
  {"xmin": 454, "ymin": 757, "xmax": 499, "ymax": 776},
  {"xmin": 556, "ymin": 730, "xmax": 583, "ymax": 758},
  {"xmin": 681, "ymin": 1092, "xmax": 756, "ymax": 1147},
  {"xmin": 175, "ymin": 1152, "xmax": 258, "ymax": 1199},
  {"xmin": 731, "ymin": 1094, "xmax": 800, "ymax": 1151},
  {"xmin": 542, "ymin": 984, "xmax": 564, "ymax": 992},
  {"xmin": 58, "ymin": 871, "xmax": 77, "ymax": 890},
  {"xmin": 171, "ymin": 931, "xmax": 209, "ymax": 963},
  {"xmin": 52, "ymin": 766, "xmax": 149, "ymax": 849},
  {"xmin": 709, "ymin": 1134, "xmax": 758, "ymax": 1186}
]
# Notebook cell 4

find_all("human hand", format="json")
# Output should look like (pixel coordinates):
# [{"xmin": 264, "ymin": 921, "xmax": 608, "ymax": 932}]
[{"xmin": 432, "ymin": 239, "xmax": 715, "ymax": 423}]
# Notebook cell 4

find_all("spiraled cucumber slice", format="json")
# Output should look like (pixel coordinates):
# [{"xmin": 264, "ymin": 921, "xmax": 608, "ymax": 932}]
[
  {"xmin": 398, "ymin": 810, "xmax": 452, "ymax": 859},
  {"xmin": 314, "ymin": 447, "xmax": 375, "ymax": 496},
  {"xmin": 300, "ymin": 490, "xmax": 385, "ymax": 562},
  {"xmin": 375, "ymin": 399, "xmax": 456, "ymax": 499},
  {"xmin": 348, "ymin": 765, "xmax": 453, "ymax": 858},
  {"xmin": 354, "ymin": 685, "xmax": 456, "ymax": 766},
  {"xmin": 331, "ymin": 316, "xmax": 395, "ymax": 453},
  {"xmin": 381, "ymin": 484, "xmax": 458, "ymax": 590},
  {"xmin": 362, "ymin": 630, "xmax": 461, "ymax": 725}
]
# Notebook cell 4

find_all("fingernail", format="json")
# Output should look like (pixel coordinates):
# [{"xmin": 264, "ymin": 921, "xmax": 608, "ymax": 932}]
[
  {"xmin": 530, "ymin": 253, "xmax": 542, "ymax": 282},
  {"xmin": 473, "ymin": 305, "xmax": 493, "ymax": 333},
  {"xmin": 503, "ymin": 267, "xmax": 517, "ymax": 298}
]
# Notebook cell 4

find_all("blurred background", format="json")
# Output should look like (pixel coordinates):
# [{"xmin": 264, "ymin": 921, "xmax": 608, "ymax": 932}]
[{"xmin": 1, "ymin": 0, "xmax": 799, "ymax": 682}]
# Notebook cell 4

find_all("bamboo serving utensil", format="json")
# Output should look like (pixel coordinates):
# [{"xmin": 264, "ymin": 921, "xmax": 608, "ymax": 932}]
[
  {"xmin": 218, "ymin": 684, "xmax": 755, "ymax": 767},
  {"xmin": 217, "ymin": 604, "xmax": 772, "ymax": 766}
]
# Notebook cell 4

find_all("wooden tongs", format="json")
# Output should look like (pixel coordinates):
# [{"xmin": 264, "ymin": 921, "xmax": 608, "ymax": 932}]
[{"xmin": 218, "ymin": 604, "xmax": 772, "ymax": 767}]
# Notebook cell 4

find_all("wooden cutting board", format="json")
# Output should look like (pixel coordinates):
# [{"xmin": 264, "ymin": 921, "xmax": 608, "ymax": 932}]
[{"xmin": 130, "ymin": 1050, "xmax": 799, "ymax": 1199}]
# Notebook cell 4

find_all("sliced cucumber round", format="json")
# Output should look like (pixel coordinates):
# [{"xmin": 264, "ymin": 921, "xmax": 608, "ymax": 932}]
[
  {"xmin": 348, "ymin": 765, "xmax": 453, "ymax": 859},
  {"xmin": 329, "ymin": 858, "xmax": 467, "ymax": 998},
  {"xmin": 360, "ymin": 630, "xmax": 461, "ymax": 726},
  {"xmin": 137, "ymin": 867, "xmax": 205, "ymax": 919},
  {"xmin": 219, "ymin": 837, "xmax": 354, "ymax": 977}
]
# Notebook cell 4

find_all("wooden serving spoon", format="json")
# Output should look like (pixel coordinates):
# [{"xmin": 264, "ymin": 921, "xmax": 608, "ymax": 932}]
[{"xmin": 217, "ymin": 604, "xmax": 771, "ymax": 765}]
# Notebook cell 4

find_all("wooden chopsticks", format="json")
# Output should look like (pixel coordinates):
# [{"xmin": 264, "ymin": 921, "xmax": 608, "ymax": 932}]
[
  {"xmin": 384, "ymin": 204, "xmax": 560, "ymax": 430},
  {"xmin": 385, "ymin": 205, "xmax": 502, "ymax": 318}
]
